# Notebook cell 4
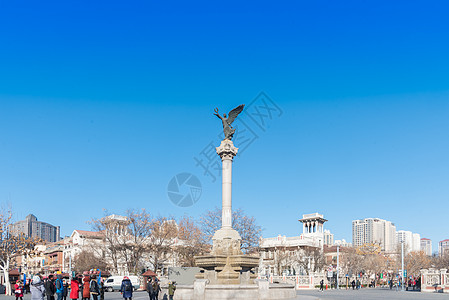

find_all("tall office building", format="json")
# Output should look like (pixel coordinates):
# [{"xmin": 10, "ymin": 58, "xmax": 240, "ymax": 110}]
[
  {"xmin": 10, "ymin": 214, "xmax": 60, "ymax": 242},
  {"xmin": 439, "ymin": 239, "xmax": 449, "ymax": 256},
  {"xmin": 420, "ymin": 238, "xmax": 432, "ymax": 256},
  {"xmin": 352, "ymin": 218, "xmax": 396, "ymax": 253}
]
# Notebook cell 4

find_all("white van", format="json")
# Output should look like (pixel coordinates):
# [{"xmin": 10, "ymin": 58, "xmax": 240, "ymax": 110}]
[{"xmin": 104, "ymin": 276, "xmax": 140, "ymax": 292}]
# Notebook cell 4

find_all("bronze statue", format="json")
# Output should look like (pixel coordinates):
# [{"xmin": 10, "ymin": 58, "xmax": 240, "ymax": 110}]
[{"xmin": 214, "ymin": 104, "xmax": 245, "ymax": 140}]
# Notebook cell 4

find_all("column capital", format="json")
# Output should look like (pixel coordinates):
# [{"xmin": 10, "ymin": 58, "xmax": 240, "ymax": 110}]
[{"xmin": 216, "ymin": 139, "xmax": 238, "ymax": 160}]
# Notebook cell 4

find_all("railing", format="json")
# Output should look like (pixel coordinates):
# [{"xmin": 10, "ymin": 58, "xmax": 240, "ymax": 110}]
[
  {"xmin": 259, "ymin": 274, "xmax": 325, "ymax": 290},
  {"xmin": 302, "ymin": 213, "xmax": 323, "ymax": 219},
  {"xmin": 421, "ymin": 269, "xmax": 449, "ymax": 293}
]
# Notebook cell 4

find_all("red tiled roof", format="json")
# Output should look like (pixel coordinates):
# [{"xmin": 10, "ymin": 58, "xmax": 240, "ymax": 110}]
[
  {"xmin": 142, "ymin": 270, "xmax": 157, "ymax": 276},
  {"xmin": 440, "ymin": 239, "xmax": 449, "ymax": 243},
  {"xmin": 9, "ymin": 269, "xmax": 21, "ymax": 276}
]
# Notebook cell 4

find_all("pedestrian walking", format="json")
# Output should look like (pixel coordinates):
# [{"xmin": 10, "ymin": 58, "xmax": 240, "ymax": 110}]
[
  {"xmin": 168, "ymin": 281, "xmax": 176, "ymax": 300},
  {"xmin": 99, "ymin": 278, "xmax": 105, "ymax": 300},
  {"xmin": 25, "ymin": 279, "xmax": 30, "ymax": 294},
  {"xmin": 78, "ymin": 277, "xmax": 83, "ymax": 300},
  {"xmin": 62, "ymin": 281, "xmax": 68, "ymax": 300},
  {"xmin": 121, "ymin": 276, "xmax": 133, "ymax": 300},
  {"xmin": 152, "ymin": 279, "xmax": 161, "ymax": 300},
  {"xmin": 146, "ymin": 278, "xmax": 154, "ymax": 300},
  {"xmin": 44, "ymin": 275, "xmax": 56, "ymax": 300},
  {"xmin": 31, "ymin": 275, "xmax": 46, "ymax": 300},
  {"xmin": 319, "ymin": 279, "xmax": 324, "ymax": 291},
  {"xmin": 351, "ymin": 280, "xmax": 355, "ymax": 290},
  {"xmin": 70, "ymin": 278, "xmax": 80, "ymax": 300},
  {"xmin": 90, "ymin": 275, "xmax": 100, "ymax": 300},
  {"xmin": 82, "ymin": 276, "xmax": 90, "ymax": 300},
  {"xmin": 15, "ymin": 280, "xmax": 24, "ymax": 300},
  {"xmin": 55, "ymin": 275, "xmax": 64, "ymax": 300}
]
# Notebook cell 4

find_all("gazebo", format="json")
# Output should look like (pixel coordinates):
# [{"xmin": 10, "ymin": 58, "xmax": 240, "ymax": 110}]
[{"xmin": 8, "ymin": 270, "xmax": 21, "ymax": 292}]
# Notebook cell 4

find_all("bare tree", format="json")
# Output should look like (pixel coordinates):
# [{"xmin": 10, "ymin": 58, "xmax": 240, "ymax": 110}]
[
  {"xmin": 430, "ymin": 253, "xmax": 449, "ymax": 270},
  {"xmin": 0, "ymin": 208, "xmax": 40, "ymax": 295},
  {"xmin": 199, "ymin": 207, "xmax": 262, "ymax": 253},
  {"xmin": 340, "ymin": 248, "xmax": 364, "ymax": 278},
  {"xmin": 91, "ymin": 209, "xmax": 158, "ymax": 275},
  {"xmin": 273, "ymin": 247, "xmax": 296, "ymax": 275},
  {"xmin": 405, "ymin": 251, "xmax": 431, "ymax": 276},
  {"xmin": 295, "ymin": 246, "xmax": 326, "ymax": 275},
  {"xmin": 90, "ymin": 212, "xmax": 126, "ymax": 274},
  {"xmin": 119, "ymin": 209, "xmax": 154, "ymax": 275},
  {"xmin": 362, "ymin": 254, "xmax": 388, "ymax": 278},
  {"xmin": 176, "ymin": 215, "xmax": 208, "ymax": 267},
  {"xmin": 147, "ymin": 216, "xmax": 179, "ymax": 272},
  {"xmin": 73, "ymin": 250, "xmax": 109, "ymax": 274}
]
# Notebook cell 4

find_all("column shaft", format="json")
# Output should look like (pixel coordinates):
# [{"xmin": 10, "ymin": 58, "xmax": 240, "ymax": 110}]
[{"xmin": 222, "ymin": 158, "xmax": 232, "ymax": 228}]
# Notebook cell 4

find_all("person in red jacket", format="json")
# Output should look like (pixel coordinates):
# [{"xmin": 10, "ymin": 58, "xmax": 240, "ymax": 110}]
[
  {"xmin": 70, "ymin": 278, "xmax": 80, "ymax": 300},
  {"xmin": 82, "ymin": 276, "xmax": 90, "ymax": 300},
  {"xmin": 15, "ymin": 280, "xmax": 24, "ymax": 300}
]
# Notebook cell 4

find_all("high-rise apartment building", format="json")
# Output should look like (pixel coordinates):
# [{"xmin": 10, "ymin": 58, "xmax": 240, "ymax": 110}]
[
  {"xmin": 352, "ymin": 218, "xmax": 396, "ymax": 253},
  {"xmin": 412, "ymin": 233, "xmax": 421, "ymax": 252},
  {"xmin": 10, "ymin": 214, "xmax": 60, "ymax": 242},
  {"xmin": 421, "ymin": 238, "xmax": 432, "ymax": 256},
  {"xmin": 396, "ymin": 230, "xmax": 421, "ymax": 253},
  {"xmin": 439, "ymin": 239, "xmax": 449, "ymax": 256}
]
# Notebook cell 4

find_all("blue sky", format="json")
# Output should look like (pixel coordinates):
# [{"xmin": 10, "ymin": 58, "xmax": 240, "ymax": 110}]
[{"xmin": 1, "ymin": 1, "xmax": 448, "ymax": 252}]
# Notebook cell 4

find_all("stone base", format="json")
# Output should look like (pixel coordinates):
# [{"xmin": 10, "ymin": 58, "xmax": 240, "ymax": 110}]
[
  {"xmin": 212, "ymin": 227, "xmax": 242, "ymax": 256},
  {"xmin": 196, "ymin": 224, "xmax": 259, "ymax": 285},
  {"xmin": 195, "ymin": 254, "xmax": 259, "ymax": 285},
  {"xmin": 161, "ymin": 280, "xmax": 296, "ymax": 300}
]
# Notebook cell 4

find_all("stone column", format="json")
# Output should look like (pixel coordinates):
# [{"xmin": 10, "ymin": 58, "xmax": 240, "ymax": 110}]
[
  {"xmin": 216, "ymin": 139, "xmax": 238, "ymax": 229},
  {"xmin": 211, "ymin": 139, "xmax": 242, "ymax": 256}
]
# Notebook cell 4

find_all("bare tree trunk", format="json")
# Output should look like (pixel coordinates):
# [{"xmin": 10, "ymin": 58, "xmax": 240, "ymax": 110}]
[{"xmin": 1, "ymin": 259, "xmax": 11, "ymax": 295}]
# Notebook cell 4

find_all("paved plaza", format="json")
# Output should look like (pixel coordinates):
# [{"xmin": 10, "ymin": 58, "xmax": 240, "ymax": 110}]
[
  {"xmin": 2, "ymin": 289, "xmax": 449, "ymax": 300},
  {"xmin": 295, "ymin": 288, "xmax": 449, "ymax": 300}
]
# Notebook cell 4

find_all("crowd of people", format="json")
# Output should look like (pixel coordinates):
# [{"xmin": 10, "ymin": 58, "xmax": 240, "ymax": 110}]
[
  {"xmin": 21, "ymin": 274, "xmax": 176, "ymax": 300},
  {"xmin": 27, "ymin": 274, "xmax": 103, "ymax": 300}
]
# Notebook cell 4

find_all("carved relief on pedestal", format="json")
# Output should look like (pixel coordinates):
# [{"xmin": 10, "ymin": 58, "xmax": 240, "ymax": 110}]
[{"xmin": 212, "ymin": 237, "xmax": 243, "ymax": 256}]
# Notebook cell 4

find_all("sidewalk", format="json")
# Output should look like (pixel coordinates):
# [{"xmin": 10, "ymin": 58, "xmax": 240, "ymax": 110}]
[{"xmin": 295, "ymin": 287, "xmax": 448, "ymax": 300}]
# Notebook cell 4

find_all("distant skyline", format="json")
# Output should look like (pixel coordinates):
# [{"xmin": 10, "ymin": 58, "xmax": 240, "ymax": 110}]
[{"xmin": 1, "ymin": 1, "xmax": 448, "ymax": 254}]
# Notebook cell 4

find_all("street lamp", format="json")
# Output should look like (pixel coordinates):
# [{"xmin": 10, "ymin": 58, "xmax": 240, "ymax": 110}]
[
  {"xmin": 336, "ymin": 245, "xmax": 340, "ymax": 289},
  {"xmin": 401, "ymin": 240, "xmax": 404, "ymax": 292}
]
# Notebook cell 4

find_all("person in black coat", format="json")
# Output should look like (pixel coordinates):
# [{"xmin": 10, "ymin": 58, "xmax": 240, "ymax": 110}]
[
  {"xmin": 44, "ymin": 275, "xmax": 56, "ymax": 300},
  {"xmin": 145, "ymin": 278, "xmax": 154, "ymax": 300},
  {"xmin": 152, "ymin": 279, "xmax": 161, "ymax": 300},
  {"xmin": 62, "ymin": 281, "xmax": 68, "ymax": 300}
]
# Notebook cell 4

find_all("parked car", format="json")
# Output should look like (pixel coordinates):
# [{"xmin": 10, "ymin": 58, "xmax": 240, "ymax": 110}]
[{"xmin": 104, "ymin": 276, "xmax": 139, "ymax": 292}]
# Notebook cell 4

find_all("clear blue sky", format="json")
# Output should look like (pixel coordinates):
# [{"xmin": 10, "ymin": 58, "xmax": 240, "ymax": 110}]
[{"xmin": 1, "ymin": 1, "xmax": 448, "ymax": 253}]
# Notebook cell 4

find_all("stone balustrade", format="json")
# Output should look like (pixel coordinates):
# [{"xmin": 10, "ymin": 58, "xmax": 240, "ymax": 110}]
[{"xmin": 421, "ymin": 268, "xmax": 449, "ymax": 293}]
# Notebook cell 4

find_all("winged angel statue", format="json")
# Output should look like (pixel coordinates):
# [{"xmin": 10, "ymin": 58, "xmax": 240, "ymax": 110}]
[{"xmin": 214, "ymin": 104, "xmax": 245, "ymax": 140}]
